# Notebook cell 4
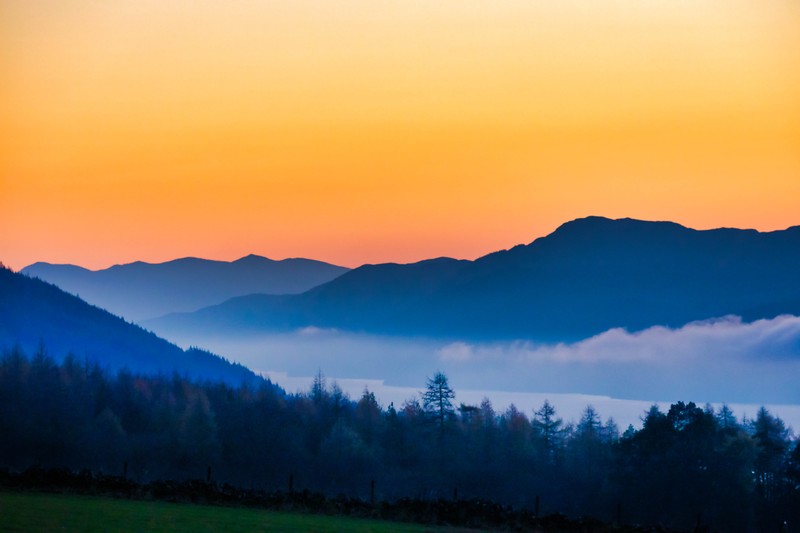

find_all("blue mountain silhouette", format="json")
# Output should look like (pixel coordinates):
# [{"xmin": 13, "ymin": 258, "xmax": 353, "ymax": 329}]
[
  {"xmin": 147, "ymin": 217, "xmax": 800, "ymax": 341},
  {"xmin": 0, "ymin": 266, "xmax": 264, "ymax": 385},
  {"xmin": 22, "ymin": 255, "xmax": 348, "ymax": 322}
]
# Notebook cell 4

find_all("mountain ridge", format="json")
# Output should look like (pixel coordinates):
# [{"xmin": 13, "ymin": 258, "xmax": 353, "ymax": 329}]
[
  {"xmin": 22, "ymin": 254, "xmax": 349, "ymax": 322},
  {"xmin": 146, "ymin": 216, "xmax": 800, "ymax": 342}
]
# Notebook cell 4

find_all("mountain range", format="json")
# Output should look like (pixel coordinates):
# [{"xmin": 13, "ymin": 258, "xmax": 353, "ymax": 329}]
[
  {"xmin": 145, "ymin": 217, "xmax": 800, "ymax": 342},
  {"xmin": 21, "ymin": 255, "xmax": 348, "ymax": 322},
  {"xmin": 0, "ymin": 265, "xmax": 263, "ymax": 385}
]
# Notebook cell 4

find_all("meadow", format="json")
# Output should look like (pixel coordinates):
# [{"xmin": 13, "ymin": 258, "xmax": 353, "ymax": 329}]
[{"xmin": 0, "ymin": 491, "xmax": 478, "ymax": 533}]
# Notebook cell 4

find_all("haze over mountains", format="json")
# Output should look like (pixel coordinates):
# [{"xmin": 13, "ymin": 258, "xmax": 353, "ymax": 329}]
[
  {"xmin": 22, "ymin": 255, "xmax": 348, "ymax": 322},
  {"xmin": 147, "ymin": 217, "xmax": 800, "ymax": 342},
  {"xmin": 6, "ymin": 215, "xmax": 800, "ymax": 405},
  {"xmin": 0, "ymin": 266, "xmax": 262, "ymax": 385}
]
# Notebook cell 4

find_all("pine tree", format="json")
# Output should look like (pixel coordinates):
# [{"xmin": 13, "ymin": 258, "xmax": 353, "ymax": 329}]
[{"xmin": 422, "ymin": 371, "xmax": 455, "ymax": 435}]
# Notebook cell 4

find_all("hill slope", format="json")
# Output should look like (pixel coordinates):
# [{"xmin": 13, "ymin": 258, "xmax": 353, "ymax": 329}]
[
  {"xmin": 22, "ymin": 255, "xmax": 348, "ymax": 322},
  {"xmin": 147, "ymin": 217, "xmax": 800, "ymax": 341},
  {"xmin": 0, "ymin": 266, "xmax": 262, "ymax": 384}
]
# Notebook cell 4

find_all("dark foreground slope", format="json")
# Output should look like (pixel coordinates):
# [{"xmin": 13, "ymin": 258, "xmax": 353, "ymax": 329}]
[
  {"xmin": 22, "ymin": 255, "xmax": 349, "ymax": 322},
  {"xmin": 1, "ymin": 354, "xmax": 796, "ymax": 532},
  {"xmin": 0, "ymin": 266, "xmax": 259, "ymax": 384},
  {"xmin": 0, "ymin": 484, "xmax": 683, "ymax": 533},
  {"xmin": 148, "ymin": 217, "xmax": 800, "ymax": 341}
]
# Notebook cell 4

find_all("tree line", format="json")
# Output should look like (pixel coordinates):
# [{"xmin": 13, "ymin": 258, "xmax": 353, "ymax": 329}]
[{"xmin": 1, "ymin": 346, "xmax": 799, "ymax": 532}]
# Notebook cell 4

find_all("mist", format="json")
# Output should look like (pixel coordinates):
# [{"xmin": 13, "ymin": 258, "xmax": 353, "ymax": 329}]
[{"xmin": 160, "ymin": 314, "xmax": 800, "ymax": 426}]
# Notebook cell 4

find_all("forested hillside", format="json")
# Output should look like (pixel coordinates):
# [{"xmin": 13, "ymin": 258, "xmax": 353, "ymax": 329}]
[{"xmin": 0, "ymin": 265, "xmax": 259, "ymax": 384}]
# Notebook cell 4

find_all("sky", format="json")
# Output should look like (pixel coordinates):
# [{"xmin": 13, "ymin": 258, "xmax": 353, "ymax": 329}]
[{"xmin": 2, "ymin": 0, "xmax": 799, "ymax": 271}]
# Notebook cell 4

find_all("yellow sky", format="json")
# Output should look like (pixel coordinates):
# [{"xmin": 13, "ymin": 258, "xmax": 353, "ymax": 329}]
[{"xmin": 2, "ymin": 0, "xmax": 799, "ymax": 270}]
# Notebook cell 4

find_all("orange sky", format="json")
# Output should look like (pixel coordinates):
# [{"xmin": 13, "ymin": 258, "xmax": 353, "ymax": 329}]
[{"xmin": 2, "ymin": 0, "xmax": 799, "ymax": 270}]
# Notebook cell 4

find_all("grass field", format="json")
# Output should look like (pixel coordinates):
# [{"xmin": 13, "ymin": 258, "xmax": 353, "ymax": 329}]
[{"xmin": 0, "ymin": 491, "xmax": 481, "ymax": 533}]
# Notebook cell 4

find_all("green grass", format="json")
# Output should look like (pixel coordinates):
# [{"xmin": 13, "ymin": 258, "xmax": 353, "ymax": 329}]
[{"xmin": 0, "ymin": 491, "xmax": 480, "ymax": 533}]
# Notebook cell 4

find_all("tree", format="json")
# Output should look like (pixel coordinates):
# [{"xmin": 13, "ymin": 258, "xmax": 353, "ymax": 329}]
[
  {"xmin": 576, "ymin": 405, "xmax": 601, "ymax": 438},
  {"xmin": 178, "ymin": 391, "xmax": 220, "ymax": 474},
  {"xmin": 533, "ymin": 399, "xmax": 563, "ymax": 466},
  {"xmin": 422, "ymin": 371, "xmax": 455, "ymax": 435},
  {"xmin": 354, "ymin": 388, "xmax": 382, "ymax": 446},
  {"xmin": 568, "ymin": 405, "xmax": 611, "ymax": 508},
  {"xmin": 667, "ymin": 401, "xmax": 705, "ymax": 432},
  {"xmin": 788, "ymin": 439, "xmax": 800, "ymax": 489},
  {"xmin": 751, "ymin": 407, "xmax": 789, "ymax": 502},
  {"xmin": 311, "ymin": 369, "xmax": 327, "ymax": 404},
  {"xmin": 716, "ymin": 404, "xmax": 739, "ymax": 433}
]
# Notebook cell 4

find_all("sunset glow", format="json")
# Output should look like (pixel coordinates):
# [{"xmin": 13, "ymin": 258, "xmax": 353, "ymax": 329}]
[{"xmin": 2, "ymin": 0, "xmax": 799, "ymax": 270}]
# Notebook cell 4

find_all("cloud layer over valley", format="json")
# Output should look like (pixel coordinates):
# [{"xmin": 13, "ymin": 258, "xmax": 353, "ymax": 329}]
[{"xmin": 163, "ymin": 314, "xmax": 800, "ymax": 407}]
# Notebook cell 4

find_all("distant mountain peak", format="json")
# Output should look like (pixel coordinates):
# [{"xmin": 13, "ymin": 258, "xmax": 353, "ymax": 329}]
[
  {"xmin": 417, "ymin": 256, "xmax": 461, "ymax": 264},
  {"xmin": 549, "ymin": 216, "xmax": 797, "ymax": 239},
  {"xmin": 23, "ymin": 261, "xmax": 90, "ymax": 273},
  {"xmin": 234, "ymin": 254, "xmax": 274, "ymax": 263},
  {"xmin": 552, "ymin": 216, "xmax": 688, "ymax": 234}
]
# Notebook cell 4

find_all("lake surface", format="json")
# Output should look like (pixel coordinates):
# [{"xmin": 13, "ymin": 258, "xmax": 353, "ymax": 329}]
[{"xmin": 263, "ymin": 370, "xmax": 800, "ymax": 431}]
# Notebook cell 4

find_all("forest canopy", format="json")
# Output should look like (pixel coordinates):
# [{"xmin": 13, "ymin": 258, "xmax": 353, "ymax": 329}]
[{"xmin": 1, "ymin": 346, "xmax": 798, "ymax": 532}]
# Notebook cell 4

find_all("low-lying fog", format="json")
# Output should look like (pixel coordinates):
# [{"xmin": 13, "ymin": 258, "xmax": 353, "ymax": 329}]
[{"xmin": 160, "ymin": 314, "xmax": 800, "ymax": 431}]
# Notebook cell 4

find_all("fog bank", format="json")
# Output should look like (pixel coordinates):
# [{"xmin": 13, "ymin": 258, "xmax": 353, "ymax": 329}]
[{"xmin": 162, "ymin": 314, "xmax": 800, "ymax": 410}]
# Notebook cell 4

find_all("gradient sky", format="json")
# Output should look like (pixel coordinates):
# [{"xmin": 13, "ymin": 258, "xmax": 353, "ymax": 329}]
[{"xmin": 2, "ymin": 0, "xmax": 799, "ymax": 270}]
